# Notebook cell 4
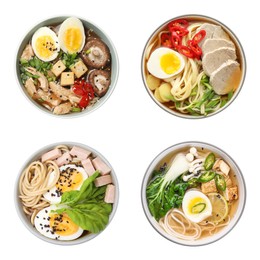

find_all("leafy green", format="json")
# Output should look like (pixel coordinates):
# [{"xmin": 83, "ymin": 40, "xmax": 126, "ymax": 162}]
[
  {"xmin": 52, "ymin": 171, "xmax": 112, "ymax": 233},
  {"xmin": 62, "ymin": 52, "xmax": 78, "ymax": 68},
  {"xmin": 146, "ymin": 171, "xmax": 189, "ymax": 221}
]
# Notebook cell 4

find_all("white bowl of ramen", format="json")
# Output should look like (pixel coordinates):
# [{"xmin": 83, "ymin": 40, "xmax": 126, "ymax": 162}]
[
  {"xmin": 14, "ymin": 142, "xmax": 119, "ymax": 245},
  {"xmin": 141, "ymin": 14, "xmax": 246, "ymax": 119},
  {"xmin": 141, "ymin": 141, "xmax": 246, "ymax": 246},
  {"xmin": 16, "ymin": 16, "xmax": 119, "ymax": 118}
]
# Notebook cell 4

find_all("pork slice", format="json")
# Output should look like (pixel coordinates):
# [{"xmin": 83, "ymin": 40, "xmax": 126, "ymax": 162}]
[
  {"xmin": 210, "ymin": 59, "xmax": 240, "ymax": 95},
  {"xmin": 104, "ymin": 184, "xmax": 115, "ymax": 203},
  {"xmin": 25, "ymin": 78, "xmax": 36, "ymax": 97},
  {"xmin": 56, "ymin": 152, "xmax": 72, "ymax": 166},
  {"xmin": 198, "ymin": 23, "xmax": 230, "ymax": 47},
  {"xmin": 69, "ymin": 146, "xmax": 91, "ymax": 160},
  {"xmin": 94, "ymin": 175, "xmax": 112, "ymax": 187},
  {"xmin": 37, "ymin": 89, "xmax": 61, "ymax": 107},
  {"xmin": 53, "ymin": 102, "xmax": 72, "ymax": 115},
  {"xmin": 202, "ymin": 47, "xmax": 236, "ymax": 76},
  {"xmin": 21, "ymin": 44, "xmax": 34, "ymax": 61},
  {"xmin": 49, "ymin": 82, "xmax": 72, "ymax": 101},
  {"xmin": 92, "ymin": 157, "xmax": 111, "ymax": 175},
  {"xmin": 202, "ymin": 38, "xmax": 235, "ymax": 56},
  {"xmin": 42, "ymin": 148, "xmax": 62, "ymax": 162},
  {"xmin": 81, "ymin": 158, "xmax": 96, "ymax": 176}
]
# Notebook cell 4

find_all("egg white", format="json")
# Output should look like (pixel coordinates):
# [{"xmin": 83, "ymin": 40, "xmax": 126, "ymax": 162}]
[
  {"xmin": 31, "ymin": 27, "xmax": 60, "ymax": 62},
  {"xmin": 182, "ymin": 190, "xmax": 212, "ymax": 223},
  {"xmin": 43, "ymin": 164, "xmax": 88, "ymax": 204},
  {"xmin": 58, "ymin": 17, "xmax": 85, "ymax": 54},
  {"xmin": 34, "ymin": 205, "xmax": 83, "ymax": 240},
  {"xmin": 147, "ymin": 47, "xmax": 185, "ymax": 79}
]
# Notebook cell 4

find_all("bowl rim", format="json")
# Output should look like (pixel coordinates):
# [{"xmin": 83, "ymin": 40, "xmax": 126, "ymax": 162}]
[
  {"xmin": 14, "ymin": 141, "xmax": 119, "ymax": 245},
  {"xmin": 15, "ymin": 15, "xmax": 119, "ymax": 119},
  {"xmin": 141, "ymin": 141, "xmax": 247, "ymax": 246},
  {"xmin": 141, "ymin": 14, "xmax": 247, "ymax": 120}
]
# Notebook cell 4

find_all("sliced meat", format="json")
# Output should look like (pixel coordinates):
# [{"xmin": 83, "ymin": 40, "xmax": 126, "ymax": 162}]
[
  {"xmin": 81, "ymin": 158, "xmax": 96, "ymax": 176},
  {"xmin": 202, "ymin": 38, "xmax": 235, "ymax": 55},
  {"xmin": 224, "ymin": 185, "xmax": 238, "ymax": 201},
  {"xmin": 80, "ymin": 37, "xmax": 110, "ymax": 69},
  {"xmin": 68, "ymin": 95, "xmax": 81, "ymax": 104},
  {"xmin": 37, "ymin": 89, "xmax": 61, "ymax": 107},
  {"xmin": 25, "ymin": 67, "xmax": 48, "ymax": 91},
  {"xmin": 21, "ymin": 44, "xmax": 34, "ymax": 61},
  {"xmin": 49, "ymin": 82, "xmax": 72, "ymax": 101},
  {"xmin": 24, "ymin": 78, "xmax": 36, "ymax": 97},
  {"xmin": 201, "ymin": 179, "xmax": 217, "ymax": 193},
  {"xmin": 210, "ymin": 60, "xmax": 240, "ymax": 95},
  {"xmin": 42, "ymin": 148, "xmax": 62, "ymax": 162},
  {"xmin": 53, "ymin": 102, "xmax": 72, "ymax": 115},
  {"xmin": 94, "ymin": 175, "xmax": 112, "ymax": 187},
  {"xmin": 104, "ymin": 184, "xmax": 115, "ymax": 203},
  {"xmin": 88, "ymin": 70, "xmax": 110, "ymax": 97},
  {"xmin": 202, "ymin": 47, "xmax": 236, "ymax": 76},
  {"xmin": 56, "ymin": 152, "xmax": 72, "ymax": 166},
  {"xmin": 92, "ymin": 157, "xmax": 111, "ymax": 175},
  {"xmin": 69, "ymin": 146, "xmax": 91, "ymax": 160},
  {"xmin": 198, "ymin": 23, "xmax": 230, "ymax": 47}
]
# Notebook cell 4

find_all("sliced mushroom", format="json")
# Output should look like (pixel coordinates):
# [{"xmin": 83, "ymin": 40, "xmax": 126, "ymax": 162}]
[
  {"xmin": 88, "ymin": 70, "xmax": 111, "ymax": 97},
  {"xmin": 21, "ymin": 44, "xmax": 34, "ymax": 61},
  {"xmin": 25, "ymin": 67, "xmax": 48, "ymax": 91},
  {"xmin": 80, "ymin": 38, "xmax": 110, "ymax": 69}
]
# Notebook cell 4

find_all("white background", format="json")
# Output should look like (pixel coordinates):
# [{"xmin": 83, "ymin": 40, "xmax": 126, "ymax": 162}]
[{"xmin": 1, "ymin": 0, "xmax": 258, "ymax": 259}]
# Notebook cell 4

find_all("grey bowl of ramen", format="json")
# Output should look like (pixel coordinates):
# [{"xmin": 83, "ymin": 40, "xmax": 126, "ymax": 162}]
[
  {"xmin": 16, "ymin": 16, "xmax": 119, "ymax": 117},
  {"xmin": 14, "ymin": 142, "xmax": 119, "ymax": 245},
  {"xmin": 141, "ymin": 14, "xmax": 246, "ymax": 119},
  {"xmin": 141, "ymin": 141, "xmax": 246, "ymax": 246}
]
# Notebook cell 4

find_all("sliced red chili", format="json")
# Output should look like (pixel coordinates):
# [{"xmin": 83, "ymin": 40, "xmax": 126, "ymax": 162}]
[
  {"xmin": 188, "ymin": 40, "xmax": 202, "ymax": 57},
  {"xmin": 171, "ymin": 32, "xmax": 182, "ymax": 49},
  {"xmin": 72, "ymin": 85, "xmax": 85, "ymax": 96},
  {"xmin": 170, "ymin": 26, "xmax": 189, "ymax": 37},
  {"xmin": 79, "ymin": 95, "xmax": 89, "ymax": 109},
  {"xmin": 168, "ymin": 19, "xmax": 189, "ymax": 31},
  {"xmin": 161, "ymin": 33, "xmax": 173, "ymax": 48},
  {"xmin": 84, "ymin": 83, "xmax": 95, "ymax": 100},
  {"xmin": 178, "ymin": 45, "xmax": 194, "ymax": 58},
  {"xmin": 192, "ymin": 30, "xmax": 206, "ymax": 44}
]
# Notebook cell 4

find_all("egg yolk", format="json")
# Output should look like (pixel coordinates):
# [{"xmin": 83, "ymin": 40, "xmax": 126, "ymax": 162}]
[
  {"xmin": 63, "ymin": 27, "xmax": 82, "ymax": 53},
  {"xmin": 188, "ymin": 197, "xmax": 206, "ymax": 214},
  {"xmin": 50, "ymin": 213, "xmax": 79, "ymax": 236},
  {"xmin": 56, "ymin": 168, "xmax": 83, "ymax": 193},
  {"xmin": 160, "ymin": 53, "xmax": 181, "ymax": 75},
  {"xmin": 35, "ymin": 35, "xmax": 56, "ymax": 59}
]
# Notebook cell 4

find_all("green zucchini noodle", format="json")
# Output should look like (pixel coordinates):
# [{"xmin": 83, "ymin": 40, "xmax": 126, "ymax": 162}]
[{"xmin": 159, "ymin": 208, "xmax": 230, "ymax": 241}]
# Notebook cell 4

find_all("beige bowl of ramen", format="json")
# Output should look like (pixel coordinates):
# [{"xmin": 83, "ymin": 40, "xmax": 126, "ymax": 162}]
[
  {"xmin": 14, "ymin": 142, "xmax": 119, "ymax": 245},
  {"xmin": 141, "ymin": 14, "xmax": 246, "ymax": 118},
  {"xmin": 141, "ymin": 141, "xmax": 246, "ymax": 246}
]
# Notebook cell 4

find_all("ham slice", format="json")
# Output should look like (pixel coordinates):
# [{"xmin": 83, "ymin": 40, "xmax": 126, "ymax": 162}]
[
  {"xmin": 41, "ymin": 148, "xmax": 62, "ymax": 162},
  {"xmin": 81, "ymin": 158, "xmax": 96, "ymax": 176},
  {"xmin": 94, "ymin": 175, "xmax": 112, "ymax": 187},
  {"xmin": 56, "ymin": 152, "xmax": 72, "ymax": 166},
  {"xmin": 105, "ymin": 184, "xmax": 115, "ymax": 203},
  {"xmin": 70, "ymin": 146, "xmax": 91, "ymax": 160},
  {"xmin": 92, "ymin": 157, "xmax": 111, "ymax": 175}
]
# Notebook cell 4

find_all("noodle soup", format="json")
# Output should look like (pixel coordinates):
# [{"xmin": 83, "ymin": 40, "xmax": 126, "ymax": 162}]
[
  {"xmin": 142, "ymin": 15, "xmax": 246, "ymax": 118},
  {"xmin": 141, "ymin": 142, "xmax": 246, "ymax": 246},
  {"xmin": 15, "ymin": 142, "xmax": 119, "ymax": 245}
]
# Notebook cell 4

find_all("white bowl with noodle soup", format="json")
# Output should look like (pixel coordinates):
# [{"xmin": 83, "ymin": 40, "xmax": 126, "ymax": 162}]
[
  {"xmin": 141, "ymin": 15, "xmax": 246, "ymax": 118},
  {"xmin": 141, "ymin": 142, "xmax": 246, "ymax": 246},
  {"xmin": 14, "ymin": 142, "xmax": 119, "ymax": 245}
]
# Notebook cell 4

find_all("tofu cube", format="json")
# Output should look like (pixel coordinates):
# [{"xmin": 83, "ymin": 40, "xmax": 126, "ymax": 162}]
[
  {"xmin": 224, "ymin": 185, "xmax": 238, "ymax": 201},
  {"xmin": 70, "ymin": 60, "xmax": 88, "ymax": 78},
  {"xmin": 60, "ymin": 72, "xmax": 74, "ymax": 86},
  {"xmin": 201, "ymin": 179, "xmax": 217, "ymax": 193},
  {"xmin": 225, "ymin": 175, "xmax": 233, "ymax": 187},
  {"xmin": 51, "ymin": 60, "xmax": 66, "ymax": 77},
  {"xmin": 220, "ymin": 160, "xmax": 230, "ymax": 176}
]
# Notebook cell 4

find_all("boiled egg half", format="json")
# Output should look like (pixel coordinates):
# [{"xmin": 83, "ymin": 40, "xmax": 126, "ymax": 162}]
[
  {"xmin": 58, "ymin": 17, "xmax": 85, "ymax": 54},
  {"xmin": 31, "ymin": 27, "xmax": 60, "ymax": 62},
  {"xmin": 43, "ymin": 164, "xmax": 88, "ymax": 204},
  {"xmin": 147, "ymin": 47, "xmax": 185, "ymax": 79},
  {"xmin": 34, "ymin": 205, "xmax": 83, "ymax": 240},
  {"xmin": 182, "ymin": 190, "xmax": 212, "ymax": 223}
]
